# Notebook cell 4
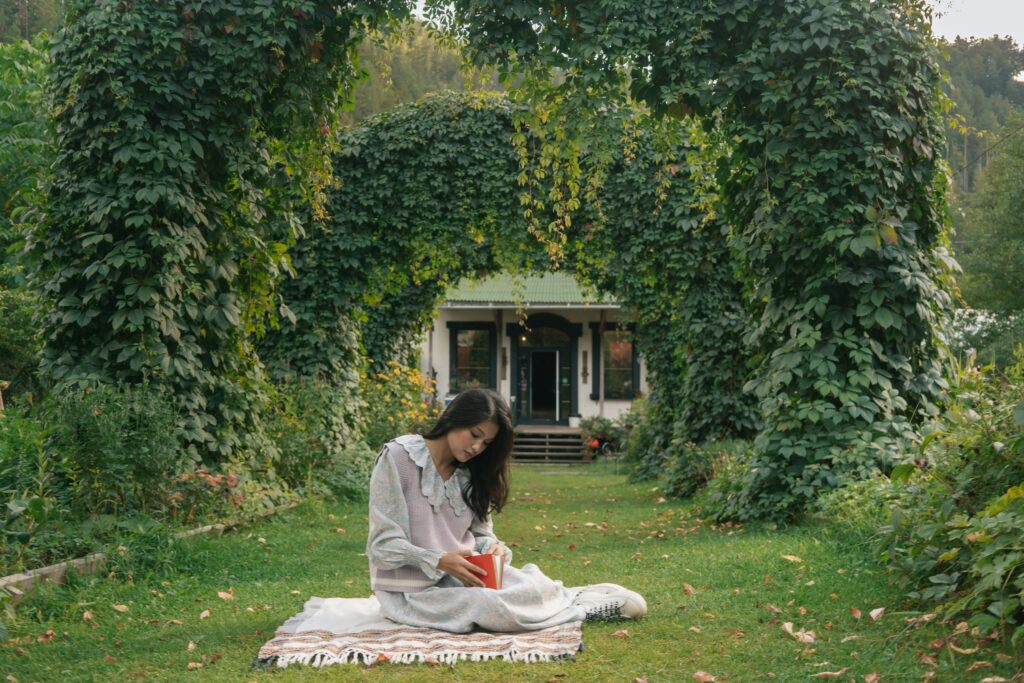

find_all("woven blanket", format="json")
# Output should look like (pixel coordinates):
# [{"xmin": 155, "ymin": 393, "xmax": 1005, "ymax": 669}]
[{"xmin": 256, "ymin": 596, "xmax": 584, "ymax": 668}]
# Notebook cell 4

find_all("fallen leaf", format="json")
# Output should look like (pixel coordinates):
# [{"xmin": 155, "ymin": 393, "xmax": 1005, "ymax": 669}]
[
  {"xmin": 921, "ymin": 673, "xmax": 936, "ymax": 682},
  {"xmin": 112, "ymin": 604, "xmax": 130, "ymax": 613},
  {"xmin": 6, "ymin": 674, "xmax": 19, "ymax": 683},
  {"xmin": 765, "ymin": 603, "xmax": 783, "ymax": 614},
  {"xmin": 978, "ymin": 678, "xmax": 1008, "ymax": 683},
  {"xmin": 105, "ymin": 655, "xmax": 118, "ymax": 664},
  {"xmin": 919, "ymin": 654, "xmax": 938, "ymax": 667},
  {"xmin": 217, "ymin": 588, "xmax": 234, "ymax": 601},
  {"xmin": 187, "ymin": 661, "xmax": 203, "ymax": 670},
  {"xmin": 798, "ymin": 606, "xmax": 808, "ymax": 616},
  {"xmin": 167, "ymin": 619, "xmax": 184, "ymax": 625},
  {"xmin": 812, "ymin": 670, "xmax": 849, "ymax": 679},
  {"xmin": 841, "ymin": 635, "xmax": 860, "ymax": 643},
  {"xmin": 864, "ymin": 674, "xmax": 880, "ymax": 683},
  {"xmin": 949, "ymin": 644, "xmax": 978, "ymax": 655},
  {"xmin": 781, "ymin": 554, "xmax": 804, "ymax": 563},
  {"xmin": 829, "ymin": 593, "xmax": 839, "ymax": 601},
  {"xmin": 781, "ymin": 622, "xmax": 816, "ymax": 644},
  {"xmin": 694, "ymin": 672, "xmax": 717, "ymax": 682},
  {"xmin": 290, "ymin": 590, "xmax": 300, "ymax": 595},
  {"xmin": 683, "ymin": 583, "xmax": 697, "ymax": 596},
  {"xmin": 849, "ymin": 607, "xmax": 862, "ymax": 620},
  {"xmin": 612, "ymin": 629, "xmax": 630, "ymax": 638},
  {"xmin": 967, "ymin": 662, "xmax": 993, "ymax": 672},
  {"xmin": 805, "ymin": 580, "xmax": 815, "ymax": 587},
  {"xmin": 689, "ymin": 626, "xmax": 702, "ymax": 633},
  {"xmin": 37, "ymin": 629, "xmax": 56, "ymax": 643},
  {"xmin": 199, "ymin": 609, "xmax": 211, "ymax": 620},
  {"xmin": 634, "ymin": 678, "xmax": 648, "ymax": 683},
  {"xmin": 13, "ymin": 647, "xmax": 26, "ymax": 656},
  {"xmin": 83, "ymin": 611, "xmax": 94, "ymax": 622},
  {"xmin": 869, "ymin": 607, "xmax": 885, "ymax": 622},
  {"xmin": 187, "ymin": 641, "xmax": 196, "ymax": 652}
]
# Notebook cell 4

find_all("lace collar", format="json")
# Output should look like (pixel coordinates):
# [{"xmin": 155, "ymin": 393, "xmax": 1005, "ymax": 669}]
[{"xmin": 394, "ymin": 434, "xmax": 470, "ymax": 517}]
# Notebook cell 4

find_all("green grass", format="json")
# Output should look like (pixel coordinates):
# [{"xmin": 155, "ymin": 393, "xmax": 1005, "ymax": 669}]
[{"xmin": 3, "ymin": 463, "xmax": 1021, "ymax": 682}]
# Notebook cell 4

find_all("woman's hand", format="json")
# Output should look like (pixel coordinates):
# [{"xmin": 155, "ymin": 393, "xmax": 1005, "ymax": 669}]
[
  {"xmin": 485, "ymin": 543, "xmax": 509, "ymax": 562},
  {"xmin": 437, "ymin": 550, "xmax": 487, "ymax": 587}
]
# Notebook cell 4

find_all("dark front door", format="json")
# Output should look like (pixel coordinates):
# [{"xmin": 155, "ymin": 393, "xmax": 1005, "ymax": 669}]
[{"xmin": 529, "ymin": 350, "xmax": 558, "ymax": 421}]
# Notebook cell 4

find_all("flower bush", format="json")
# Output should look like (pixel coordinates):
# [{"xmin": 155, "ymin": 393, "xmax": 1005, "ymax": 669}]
[{"xmin": 360, "ymin": 361, "xmax": 439, "ymax": 451}]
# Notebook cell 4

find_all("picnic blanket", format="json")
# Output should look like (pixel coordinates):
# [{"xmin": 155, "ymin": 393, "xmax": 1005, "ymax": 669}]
[{"xmin": 256, "ymin": 596, "xmax": 584, "ymax": 668}]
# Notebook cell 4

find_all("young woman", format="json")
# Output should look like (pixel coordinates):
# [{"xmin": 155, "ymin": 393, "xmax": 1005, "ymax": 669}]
[{"xmin": 367, "ymin": 387, "xmax": 647, "ymax": 633}]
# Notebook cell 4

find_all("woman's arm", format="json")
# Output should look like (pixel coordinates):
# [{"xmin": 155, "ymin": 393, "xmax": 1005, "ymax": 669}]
[{"xmin": 366, "ymin": 448, "xmax": 445, "ymax": 579}]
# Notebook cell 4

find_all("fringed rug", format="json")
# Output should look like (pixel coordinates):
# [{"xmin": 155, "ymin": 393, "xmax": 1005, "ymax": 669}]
[{"xmin": 255, "ymin": 596, "xmax": 584, "ymax": 668}]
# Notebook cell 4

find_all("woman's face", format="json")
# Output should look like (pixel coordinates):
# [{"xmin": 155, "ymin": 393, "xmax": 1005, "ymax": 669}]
[{"xmin": 447, "ymin": 419, "xmax": 499, "ymax": 465}]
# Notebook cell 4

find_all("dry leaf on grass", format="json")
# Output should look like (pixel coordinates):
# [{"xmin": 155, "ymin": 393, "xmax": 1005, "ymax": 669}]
[
  {"xmin": 187, "ymin": 641, "xmax": 196, "ymax": 652},
  {"xmin": 612, "ymin": 629, "xmax": 630, "ymax": 638},
  {"xmin": 689, "ymin": 626, "xmax": 702, "ymax": 633},
  {"xmin": 167, "ymin": 619, "xmax": 184, "ymax": 625},
  {"xmin": 684, "ymin": 583, "xmax": 697, "ymax": 596},
  {"xmin": 869, "ymin": 607, "xmax": 885, "ymax": 622},
  {"xmin": 919, "ymin": 654, "xmax": 938, "ymax": 667},
  {"xmin": 199, "ymin": 609, "xmax": 211, "ymax": 620},
  {"xmin": 187, "ymin": 662, "xmax": 203, "ymax": 670},
  {"xmin": 949, "ymin": 644, "xmax": 979, "ymax": 655},
  {"xmin": 693, "ymin": 672, "xmax": 717, "ymax": 682},
  {"xmin": 112, "ymin": 604, "xmax": 129, "ymax": 613},
  {"xmin": 104, "ymin": 655, "xmax": 117, "ymax": 664},
  {"xmin": 781, "ymin": 622, "xmax": 816, "ymax": 644},
  {"xmin": 37, "ymin": 630, "xmax": 55, "ymax": 643},
  {"xmin": 849, "ymin": 607, "xmax": 862, "ymax": 620},
  {"xmin": 841, "ymin": 635, "xmax": 860, "ymax": 643},
  {"xmin": 864, "ymin": 674, "xmax": 880, "ymax": 683},
  {"xmin": 811, "ymin": 669, "xmax": 848, "ymax": 679},
  {"xmin": 978, "ymin": 678, "xmax": 1008, "ymax": 683},
  {"xmin": 781, "ymin": 554, "xmax": 804, "ymax": 563},
  {"xmin": 765, "ymin": 603, "xmax": 783, "ymax": 614},
  {"xmin": 966, "ymin": 662, "xmax": 993, "ymax": 672},
  {"xmin": 217, "ymin": 588, "xmax": 234, "ymax": 601},
  {"xmin": 634, "ymin": 678, "xmax": 648, "ymax": 683},
  {"xmin": 82, "ymin": 611, "xmax": 93, "ymax": 622}
]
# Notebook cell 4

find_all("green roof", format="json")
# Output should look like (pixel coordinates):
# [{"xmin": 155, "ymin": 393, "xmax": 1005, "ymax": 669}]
[{"xmin": 445, "ymin": 272, "xmax": 616, "ymax": 305}]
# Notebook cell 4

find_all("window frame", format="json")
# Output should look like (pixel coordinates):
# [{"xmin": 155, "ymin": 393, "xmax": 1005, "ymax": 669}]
[
  {"xmin": 447, "ymin": 322, "xmax": 498, "ymax": 392},
  {"xmin": 589, "ymin": 322, "xmax": 640, "ymax": 401}
]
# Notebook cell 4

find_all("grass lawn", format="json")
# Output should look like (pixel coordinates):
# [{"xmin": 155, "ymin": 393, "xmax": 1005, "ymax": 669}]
[{"xmin": 3, "ymin": 462, "xmax": 1021, "ymax": 682}]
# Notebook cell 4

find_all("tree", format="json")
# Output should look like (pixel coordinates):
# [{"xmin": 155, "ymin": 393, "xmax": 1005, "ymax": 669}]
[
  {"xmin": 955, "ymin": 111, "xmax": 1024, "ymax": 312},
  {"xmin": 943, "ymin": 36, "xmax": 1024, "ymax": 192},
  {"xmin": 0, "ymin": 0, "xmax": 62, "ymax": 43}
]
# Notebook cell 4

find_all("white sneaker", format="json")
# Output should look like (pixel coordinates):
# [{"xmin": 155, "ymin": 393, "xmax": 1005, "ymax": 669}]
[{"xmin": 572, "ymin": 585, "xmax": 647, "ymax": 620}]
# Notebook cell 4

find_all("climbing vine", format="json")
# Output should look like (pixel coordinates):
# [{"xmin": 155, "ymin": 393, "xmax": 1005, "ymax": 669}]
[
  {"xmin": 434, "ymin": 0, "xmax": 956, "ymax": 517},
  {"xmin": 31, "ymin": 0, "xmax": 409, "ymax": 463}
]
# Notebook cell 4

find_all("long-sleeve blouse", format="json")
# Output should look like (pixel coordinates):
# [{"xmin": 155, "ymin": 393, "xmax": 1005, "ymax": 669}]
[{"xmin": 366, "ymin": 434, "xmax": 510, "ymax": 592}]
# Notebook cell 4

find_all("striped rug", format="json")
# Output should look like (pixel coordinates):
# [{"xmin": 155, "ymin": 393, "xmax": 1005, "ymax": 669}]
[{"xmin": 256, "ymin": 596, "xmax": 584, "ymax": 668}]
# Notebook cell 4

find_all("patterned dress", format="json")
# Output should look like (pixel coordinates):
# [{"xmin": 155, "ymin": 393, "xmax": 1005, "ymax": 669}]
[{"xmin": 367, "ymin": 434, "xmax": 585, "ymax": 633}]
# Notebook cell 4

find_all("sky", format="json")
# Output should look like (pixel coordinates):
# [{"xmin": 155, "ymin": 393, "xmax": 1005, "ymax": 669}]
[{"xmin": 929, "ymin": 0, "xmax": 1024, "ymax": 46}]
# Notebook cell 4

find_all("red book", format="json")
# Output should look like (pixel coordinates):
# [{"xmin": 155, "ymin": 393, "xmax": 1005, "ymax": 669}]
[{"xmin": 465, "ymin": 553, "xmax": 504, "ymax": 589}]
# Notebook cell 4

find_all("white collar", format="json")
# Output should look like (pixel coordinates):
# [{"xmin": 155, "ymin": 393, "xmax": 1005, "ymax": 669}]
[{"xmin": 394, "ymin": 434, "xmax": 470, "ymax": 517}]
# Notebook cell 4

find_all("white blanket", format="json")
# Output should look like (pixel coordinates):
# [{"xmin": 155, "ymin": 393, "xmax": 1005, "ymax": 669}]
[{"xmin": 257, "ymin": 596, "xmax": 584, "ymax": 668}]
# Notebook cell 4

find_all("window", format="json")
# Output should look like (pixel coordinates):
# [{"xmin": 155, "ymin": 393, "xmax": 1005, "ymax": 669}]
[
  {"xmin": 602, "ymin": 330, "xmax": 635, "ymax": 400},
  {"xmin": 590, "ymin": 323, "xmax": 639, "ymax": 400},
  {"xmin": 448, "ymin": 323, "xmax": 496, "ymax": 392}
]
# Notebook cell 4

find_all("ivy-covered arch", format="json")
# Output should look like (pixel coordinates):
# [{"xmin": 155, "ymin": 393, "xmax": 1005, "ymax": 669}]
[
  {"xmin": 259, "ymin": 91, "xmax": 756, "ymax": 464},
  {"xmin": 432, "ymin": 0, "xmax": 956, "ymax": 518}
]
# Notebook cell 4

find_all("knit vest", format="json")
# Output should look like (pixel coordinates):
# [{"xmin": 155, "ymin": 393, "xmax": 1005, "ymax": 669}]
[{"xmin": 371, "ymin": 437, "xmax": 476, "ymax": 592}]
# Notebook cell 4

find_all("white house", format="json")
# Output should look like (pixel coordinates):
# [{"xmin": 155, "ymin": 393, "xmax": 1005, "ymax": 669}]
[{"xmin": 419, "ymin": 272, "xmax": 646, "ymax": 427}]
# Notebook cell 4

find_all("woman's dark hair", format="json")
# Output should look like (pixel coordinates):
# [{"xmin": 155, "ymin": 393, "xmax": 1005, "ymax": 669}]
[{"xmin": 422, "ymin": 388, "xmax": 513, "ymax": 518}]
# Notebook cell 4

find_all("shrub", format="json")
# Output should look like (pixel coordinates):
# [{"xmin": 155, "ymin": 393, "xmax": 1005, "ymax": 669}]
[
  {"xmin": 321, "ymin": 441, "xmax": 378, "ymax": 499},
  {"xmin": 46, "ymin": 383, "xmax": 183, "ymax": 516},
  {"xmin": 877, "ymin": 355, "xmax": 1024, "ymax": 643},
  {"xmin": 360, "ymin": 361, "xmax": 439, "ymax": 450},
  {"xmin": 267, "ymin": 380, "xmax": 343, "ymax": 493},
  {"xmin": 0, "ymin": 279, "xmax": 41, "ymax": 401},
  {"xmin": 947, "ymin": 308, "xmax": 1024, "ymax": 370}
]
